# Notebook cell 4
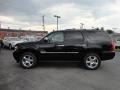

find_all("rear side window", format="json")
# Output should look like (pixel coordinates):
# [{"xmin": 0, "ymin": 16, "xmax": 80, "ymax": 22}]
[
  {"xmin": 85, "ymin": 31, "xmax": 111, "ymax": 42},
  {"xmin": 65, "ymin": 31, "xmax": 84, "ymax": 42}
]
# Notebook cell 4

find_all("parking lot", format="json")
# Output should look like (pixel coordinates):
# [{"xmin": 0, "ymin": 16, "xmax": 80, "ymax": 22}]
[{"xmin": 0, "ymin": 49, "xmax": 120, "ymax": 90}]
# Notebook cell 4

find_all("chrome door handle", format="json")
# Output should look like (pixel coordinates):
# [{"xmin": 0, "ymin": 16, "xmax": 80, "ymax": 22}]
[
  {"xmin": 75, "ymin": 44, "xmax": 86, "ymax": 47},
  {"xmin": 57, "ymin": 45, "xmax": 64, "ymax": 47}
]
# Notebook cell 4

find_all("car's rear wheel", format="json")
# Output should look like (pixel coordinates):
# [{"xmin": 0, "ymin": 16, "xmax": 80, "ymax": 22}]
[
  {"xmin": 20, "ymin": 52, "xmax": 37, "ymax": 69},
  {"xmin": 83, "ymin": 53, "xmax": 101, "ymax": 70}
]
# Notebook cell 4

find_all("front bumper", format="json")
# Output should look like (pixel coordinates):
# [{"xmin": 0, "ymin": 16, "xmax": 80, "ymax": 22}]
[{"xmin": 13, "ymin": 50, "xmax": 21, "ymax": 63}]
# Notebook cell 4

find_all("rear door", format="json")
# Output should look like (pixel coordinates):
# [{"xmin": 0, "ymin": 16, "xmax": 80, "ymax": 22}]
[{"xmin": 64, "ymin": 31, "xmax": 86, "ymax": 60}]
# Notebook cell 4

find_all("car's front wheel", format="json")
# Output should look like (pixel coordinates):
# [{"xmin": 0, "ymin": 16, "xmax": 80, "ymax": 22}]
[
  {"xmin": 83, "ymin": 53, "xmax": 101, "ymax": 70},
  {"xmin": 20, "ymin": 52, "xmax": 37, "ymax": 69},
  {"xmin": 9, "ymin": 44, "xmax": 12, "ymax": 50}
]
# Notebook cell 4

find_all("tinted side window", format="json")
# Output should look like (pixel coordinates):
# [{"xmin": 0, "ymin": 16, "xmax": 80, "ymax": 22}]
[
  {"xmin": 85, "ymin": 31, "xmax": 111, "ymax": 42},
  {"xmin": 65, "ymin": 31, "xmax": 83, "ymax": 42}
]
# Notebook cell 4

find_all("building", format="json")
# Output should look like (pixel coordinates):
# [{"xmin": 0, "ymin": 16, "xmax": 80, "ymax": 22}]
[{"xmin": 0, "ymin": 28, "xmax": 48, "ymax": 39}]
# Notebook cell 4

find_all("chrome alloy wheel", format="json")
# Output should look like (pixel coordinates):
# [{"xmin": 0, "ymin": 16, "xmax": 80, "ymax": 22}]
[
  {"xmin": 85, "ymin": 55, "xmax": 99, "ymax": 69},
  {"xmin": 22, "ymin": 55, "xmax": 34, "ymax": 68}
]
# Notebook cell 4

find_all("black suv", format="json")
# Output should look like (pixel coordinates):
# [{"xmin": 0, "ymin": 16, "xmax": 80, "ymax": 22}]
[{"xmin": 13, "ymin": 29, "xmax": 115, "ymax": 70}]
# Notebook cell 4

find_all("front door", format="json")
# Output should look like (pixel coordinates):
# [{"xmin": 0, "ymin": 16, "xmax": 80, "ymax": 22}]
[{"xmin": 39, "ymin": 32, "xmax": 65, "ymax": 60}]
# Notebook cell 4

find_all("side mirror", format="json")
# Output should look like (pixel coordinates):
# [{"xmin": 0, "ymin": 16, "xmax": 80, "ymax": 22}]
[{"xmin": 44, "ymin": 37, "xmax": 49, "ymax": 43}]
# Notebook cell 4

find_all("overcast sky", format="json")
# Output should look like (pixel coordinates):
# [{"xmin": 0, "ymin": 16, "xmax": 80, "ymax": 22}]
[{"xmin": 0, "ymin": 0, "xmax": 120, "ymax": 32}]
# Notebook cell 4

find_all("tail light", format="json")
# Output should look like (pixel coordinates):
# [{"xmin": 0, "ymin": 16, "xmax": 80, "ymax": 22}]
[{"xmin": 110, "ymin": 39, "xmax": 115, "ymax": 51}]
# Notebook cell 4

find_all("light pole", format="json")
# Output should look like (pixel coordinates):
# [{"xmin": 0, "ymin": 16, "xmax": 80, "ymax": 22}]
[
  {"xmin": 54, "ymin": 15, "xmax": 61, "ymax": 30},
  {"xmin": 80, "ymin": 23, "xmax": 84, "ymax": 29},
  {"xmin": 42, "ymin": 15, "xmax": 45, "ymax": 31}
]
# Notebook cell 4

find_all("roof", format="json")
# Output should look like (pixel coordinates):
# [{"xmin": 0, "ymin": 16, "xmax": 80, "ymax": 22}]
[{"xmin": 53, "ymin": 29, "xmax": 105, "ymax": 33}]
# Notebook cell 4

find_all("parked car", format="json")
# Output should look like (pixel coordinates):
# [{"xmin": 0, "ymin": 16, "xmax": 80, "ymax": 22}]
[
  {"xmin": 35, "ymin": 36, "xmax": 43, "ymax": 41},
  {"xmin": 115, "ymin": 39, "xmax": 120, "ymax": 49},
  {"xmin": 3, "ymin": 37, "xmax": 26, "ymax": 49},
  {"xmin": 13, "ymin": 29, "xmax": 115, "ymax": 70},
  {"xmin": 20, "ymin": 36, "xmax": 38, "ymax": 42}
]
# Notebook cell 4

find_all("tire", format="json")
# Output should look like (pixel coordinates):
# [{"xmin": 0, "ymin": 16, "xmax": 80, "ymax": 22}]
[
  {"xmin": 9, "ymin": 44, "xmax": 12, "ymax": 50},
  {"xmin": 83, "ymin": 53, "xmax": 101, "ymax": 70},
  {"xmin": 20, "ymin": 52, "xmax": 37, "ymax": 69},
  {"xmin": 2, "ymin": 44, "xmax": 5, "ymax": 48}
]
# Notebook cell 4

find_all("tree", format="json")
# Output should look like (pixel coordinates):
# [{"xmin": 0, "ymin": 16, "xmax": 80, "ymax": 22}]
[
  {"xmin": 95, "ymin": 28, "xmax": 99, "ymax": 30},
  {"xmin": 106, "ymin": 30, "xmax": 114, "ymax": 34}
]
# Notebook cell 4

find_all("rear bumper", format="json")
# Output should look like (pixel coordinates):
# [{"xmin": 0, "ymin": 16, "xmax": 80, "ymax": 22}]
[{"xmin": 100, "ymin": 51, "xmax": 115, "ymax": 60}]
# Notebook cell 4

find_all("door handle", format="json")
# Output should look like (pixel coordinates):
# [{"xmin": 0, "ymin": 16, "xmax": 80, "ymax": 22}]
[
  {"xmin": 75, "ymin": 44, "xmax": 86, "ymax": 47},
  {"xmin": 79, "ymin": 44, "xmax": 86, "ymax": 47},
  {"xmin": 57, "ymin": 45, "xmax": 64, "ymax": 47}
]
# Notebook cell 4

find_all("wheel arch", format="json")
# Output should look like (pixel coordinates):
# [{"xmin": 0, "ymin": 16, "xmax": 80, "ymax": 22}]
[
  {"xmin": 16, "ymin": 48, "xmax": 39, "ymax": 62},
  {"xmin": 83, "ymin": 48, "xmax": 102, "ymax": 59}
]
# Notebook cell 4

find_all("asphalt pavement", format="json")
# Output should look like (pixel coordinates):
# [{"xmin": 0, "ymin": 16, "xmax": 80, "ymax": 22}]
[{"xmin": 0, "ymin": 49, "xmax": 120, "ymax": 90}]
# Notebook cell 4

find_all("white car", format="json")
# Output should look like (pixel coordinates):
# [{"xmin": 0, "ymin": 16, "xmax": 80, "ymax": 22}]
[
  {"xmin": 20, "ymin": 36, "xmax": 38, "ymax": 42},
  {"xmin": 3, "ymin": 37, "xmax": 26, "ymax": 49}
]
